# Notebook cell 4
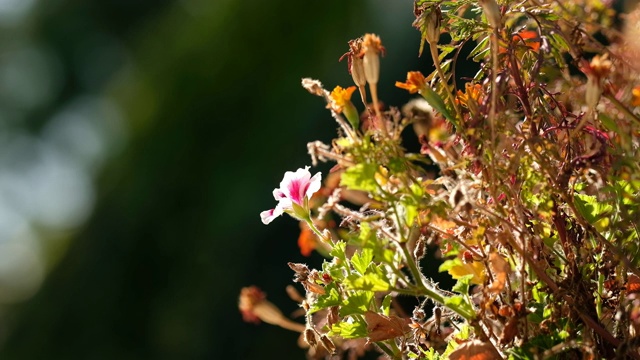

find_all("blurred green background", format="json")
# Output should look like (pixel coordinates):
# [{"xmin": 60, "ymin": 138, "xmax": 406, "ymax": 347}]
[{"xmin": 0, "ymin": 0, "xmax": 435, "ymax": 358}]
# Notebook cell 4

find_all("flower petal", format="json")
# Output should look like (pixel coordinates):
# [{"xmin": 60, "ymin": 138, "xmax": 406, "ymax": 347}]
[
  {"xmin": 305, "ymin": 171, "xmax": 322, "ymax": 200},
  {"xmin": 273, "ymin": 188, "xmax": 286, "ymax": 200},
  {"xmin": 260, "ymin": 207, "xmax": 283, "ymax": 225},
  {"xmin": 280, "ymin": 167, "xmax": 312, "ymax": 206}
]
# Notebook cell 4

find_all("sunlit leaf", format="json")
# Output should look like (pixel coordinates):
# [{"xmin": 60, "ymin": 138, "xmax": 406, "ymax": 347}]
[
  {"xmin": 351, "ymin": 248, "xmax": 374, "ymax": 275},
  {"xmin": 341, "ymin": 163, "xmax": 379, "ymax": 193}
]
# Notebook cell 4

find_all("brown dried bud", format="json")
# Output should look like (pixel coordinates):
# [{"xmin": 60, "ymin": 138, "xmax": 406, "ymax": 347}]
[
  {"xmin": 289, "ymin": 262, "xmax": 310, "ymax": 282},
  {"xmin": 238, "ymin": 286, "xmax": 306, "ymax": 332},
  {"xmin": 327, "ymin": 306, "xmax": 340, "ymax": 326},
  {"xmin": 304, "ymin": 328, "xmax": 318, "ymax": 347},
  {"xmin": 414, "ymin": 235, "xmax": 426, "ymax": 260},
  {"xmin": 320, "ymin": 335, "xmax": 336, "ymax": 354}
]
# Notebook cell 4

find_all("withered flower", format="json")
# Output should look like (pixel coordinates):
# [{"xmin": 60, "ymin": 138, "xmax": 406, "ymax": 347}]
[
  {"xmin": 340, "ymin": 38, "xmax": 367, "ymax": 105},
  {"xmin": 238, "ymin": 286, "xmax": 306, "ymax": 332}
]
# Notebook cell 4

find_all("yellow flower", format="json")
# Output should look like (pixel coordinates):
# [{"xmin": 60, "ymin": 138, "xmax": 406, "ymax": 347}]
[
  {"xmin": 395, "ymin": 71, "xmax": 427, "ymax": 94},
  {"xmin": 329, "ymin": 86, "xmax": 360, "ymax": 130},
  {"xmin": 632, "ymin": 86, "xmax": 640, "ymax": 106},
  {"xmin": 329, "ymin": 86, "xmax": 357, "ymax": 113}
]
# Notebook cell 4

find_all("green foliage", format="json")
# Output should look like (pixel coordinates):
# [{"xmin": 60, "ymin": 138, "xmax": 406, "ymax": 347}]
[
  {"xmin": 250, "ymin": 0, "xmax": 640, "ymax": 359},
  {"xmin": 340, "ymin": 163, "xmax": 379, "ymax": 193}
]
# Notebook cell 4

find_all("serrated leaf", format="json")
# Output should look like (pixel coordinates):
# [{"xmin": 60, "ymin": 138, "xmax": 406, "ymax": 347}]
[
  {"xmin": 364, "ymin": 311, "xmax": 410, "ymax": 342},
  {"xmin": 341, "ymin": 290, "xmax": 374, "ymax": 316},
  {"xmin": 346, "ymin": 269, "xmax": 391, "ymax": 292},
  {"xmin": 329, "ymin": 240, "xmax": 348, "ymax": 264},
  {"xmin": 351, "ymin": 248, "xmax": 374, "ymax": 275},
  {"xmin": 311, "ymin": 285, "xmax": 342, "ymax": 313},
  {"xmin": 341, "ymin": 163, "xmax": 379, "ymax": 192},
  {"xmin": 468, "ymin": 35, "xmax": 489, "ymax": 60},
  {"xmin": 329, "ymin": 318, "xmax": 368, "ymax": 339},
  {"xmin": 420, "ymin": 86, "xmax": 455, "ymax": 125},
  {"xmin": 573, "ymin": 194, "xmax": 613, "ymax": 224},
  {"xmin": 358, "ymin": 222, "xmax": 375, "ymax": 247},
  {"xmin": 452, "ymin": 274, "xmax": 474, "ymax": 294}
]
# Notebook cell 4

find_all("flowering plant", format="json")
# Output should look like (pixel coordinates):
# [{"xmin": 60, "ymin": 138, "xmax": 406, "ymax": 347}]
[{"xmin": 242, "ymin": 1, "xmax": 640, "ymax": 358}]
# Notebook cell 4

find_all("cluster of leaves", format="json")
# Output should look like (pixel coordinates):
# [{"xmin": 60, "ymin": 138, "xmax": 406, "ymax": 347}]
[{"xmin": 258, "ymin": 0, "xmax": 640, "ymax": 359}]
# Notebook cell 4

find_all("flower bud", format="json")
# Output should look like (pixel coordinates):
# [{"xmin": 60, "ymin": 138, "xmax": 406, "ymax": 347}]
[
  {"xmin": 351, "ymin": 54, "xmax": 367, "ymax": 88},
  {"xmin": 424, "ymin": 7, "xmax": 442, "ymax": 45},
  {"xmin": 479, "ymin": 0, "xmax": 501, "ymax": 28},
  {"xmin": 583, "ymin": 54, "xmax": 612, "ymax": 109}
]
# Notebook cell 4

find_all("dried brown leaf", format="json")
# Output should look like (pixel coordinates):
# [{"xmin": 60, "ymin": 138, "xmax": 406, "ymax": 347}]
[{"xmin": 364, "ymin": 311, "xmax": 410, "ymax": 342}]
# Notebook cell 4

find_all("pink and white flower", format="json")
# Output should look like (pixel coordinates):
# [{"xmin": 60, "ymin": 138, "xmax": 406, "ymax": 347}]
[{"xmin": 260, "ymin": 166, "xmax": 322, "ymax": 225}]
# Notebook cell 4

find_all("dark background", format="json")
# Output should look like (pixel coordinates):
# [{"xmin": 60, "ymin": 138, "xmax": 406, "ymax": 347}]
[{"xmin": 0, "ymin": 0, "xmax": 442, "ymax": 358}]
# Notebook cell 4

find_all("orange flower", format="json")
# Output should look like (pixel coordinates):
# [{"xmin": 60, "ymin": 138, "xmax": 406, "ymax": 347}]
[
  {"xmin": 516, "ymin": 30, "xmax": 540, "ymax": 52},
  {"xmin": 298, "ymin": 222, "xmax": 318, "ymax": 257},
  {"xmin": 456, "ymin": 83, "xmax": 483, "ymax": 107},
  {"xmin": 632, "ymin": 86, "xmax": 640, "ymax": 106},
  {"xmin": 329, "ymin": 86, "xmax": 357, "ymax": 113},
  {"xmin": 500, "ymin": 30, "xmax": 540, "ymax": 53},
  {"xmin": 395, "ymin": 71, "xmax": 427, "ymax": 94}
]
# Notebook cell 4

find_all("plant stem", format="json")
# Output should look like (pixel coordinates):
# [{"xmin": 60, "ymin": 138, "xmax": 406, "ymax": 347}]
[{"xmin": 397, "ymin": 242, "xmax": 476, "ymax": 321}]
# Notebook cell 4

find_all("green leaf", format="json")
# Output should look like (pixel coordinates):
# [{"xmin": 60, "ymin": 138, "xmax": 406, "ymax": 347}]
[
  {"xmin": 341, "ymin": 290, "xmax": 374, "ymax": 316},
  {"xmin": 381, "ymin": 294, "xmax": 392, "ymax": 316},
  {"xmin": 438, "ymin": 257, "xmax": 460, "ymax": 272},
  {"xmin": 468, "ymin": 35, "xmax": 490, "ymax": 61},
  {"xmin": 401, "ymin": 195, "xmax": 419, "ymax": 226},
  {"xmin": 351, "ymin": 248, "xmax": 374, "ymax": 275},
  {"xmin": 329, "ymin": 240, "xmax": 348, "ymax": 264},
  {"xmin": 357, "ymin": 222, "xmax": 376, "ymax": 247},
  {"xmin": 420, "ymin": 86, "xmax": 456, "ymax": 126},
  {"xmin": 340, "ymin": 163, "xmax": 379, "ymax": 193},
  {"xmin": 444, "ymin": 295, "xmax": 475, "ymax": 318},
  {"xmin": 346, "ymin": 268, "xmax": 391, "ymax": 292},
  {"xmin": 310, "ymin": 285, "xmax": 342, "ymax": 313},
  {"xmin": 451, "ymin": 274, "xmax": 474, "ymax": 295},
  {"xmin": 573, "ymin": 193, "xmax": 613, "ymax": 224},
  {"xmin": 329, "ymin": 317, "xmax": 368, "ymax": 339}
]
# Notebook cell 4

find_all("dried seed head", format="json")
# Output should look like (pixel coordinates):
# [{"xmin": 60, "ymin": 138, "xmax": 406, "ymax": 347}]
[{"xmin": 361, "ymin": 33, "xmax": 385, "ymax": 85}]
